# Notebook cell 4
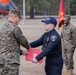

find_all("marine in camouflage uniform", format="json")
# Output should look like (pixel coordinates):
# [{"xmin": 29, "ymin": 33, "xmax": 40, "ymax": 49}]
[
  {"xmin": 0, "ymin": 10, "xmax": 29, "ymax": 75},
  {"xmin": 61, "ymin": 15, "xmax": 76, "ymax": 75}
]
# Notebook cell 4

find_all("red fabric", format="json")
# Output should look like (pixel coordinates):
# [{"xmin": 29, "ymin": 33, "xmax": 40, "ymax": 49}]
[
  {"xmin": 26, "ymin": 48, "xmax": 43, "ymax": 63},
  {"xmin": 58, "ymin": 0, "xmax": 65, "ymax": 28}
]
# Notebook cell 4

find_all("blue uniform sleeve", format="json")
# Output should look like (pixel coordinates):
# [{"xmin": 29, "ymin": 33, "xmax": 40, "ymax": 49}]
[
  {"xmin": 36, "ymin": 36, "xmax": 60, "ymax": 61},
  {"xmin": 30, "ymin": 34, "xmax": 45, "ymax": 47}
]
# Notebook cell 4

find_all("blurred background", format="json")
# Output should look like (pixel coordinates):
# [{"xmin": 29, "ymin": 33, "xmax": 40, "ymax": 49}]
[
  {"xmin": 0, "ymin": 0, "xmax": 76, "ymax": 19},
  {"xmin": 0, "ymin": 0, "xmax": 76, "ymax": 75}
]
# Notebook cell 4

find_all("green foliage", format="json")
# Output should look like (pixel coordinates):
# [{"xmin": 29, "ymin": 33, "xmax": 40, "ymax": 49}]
[
  {"xmin": 12, "ymin": 0, "xmax": 60, "ymax": 15},
  {"xmin": 12, "ymin": 0, "xmax": 76, "ymax": 16},
  {"xmin": 13, "ymin": 0, "xmax": 23, "ymax": 9},
  {"xmin": 26, "ymin": 0, "xmax": 59, "ymax": 15},
  {"xmin": 70, "ymin": 0, "xmax": 76, "ymax": 15},
  {"xmin": 26, "ymin": 0, "xmax": 50, "ymax": 10}
]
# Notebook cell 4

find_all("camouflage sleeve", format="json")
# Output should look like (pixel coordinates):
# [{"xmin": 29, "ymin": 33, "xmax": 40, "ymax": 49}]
[
  {"xmin": 71, "ymin": 25, "xmax": 76, "ymax": 46},
  {"xmin": 14, "ymin": 26, "xmax": 29, "ymax": 49},
  {"xmin": 61, "ymin": 32, "xmax": 63, "ymax": 38}
]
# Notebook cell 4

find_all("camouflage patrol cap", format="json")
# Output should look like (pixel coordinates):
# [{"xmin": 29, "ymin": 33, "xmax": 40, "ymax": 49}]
[
  {"xmin": 9, "ymin": 9, "xmax": 22, "ymax": 19},
  {"xmin": 63, "ymin": 15, "xmax": 71, "ymax": 20}
]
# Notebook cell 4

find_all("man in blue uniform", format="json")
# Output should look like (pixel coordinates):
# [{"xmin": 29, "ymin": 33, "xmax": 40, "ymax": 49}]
[{"xmin": 31, "ymin": 17, "xmax": 63, "ymax": 75}]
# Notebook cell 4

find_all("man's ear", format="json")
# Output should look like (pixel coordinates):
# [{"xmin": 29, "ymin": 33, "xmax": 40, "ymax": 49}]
[{"xmin": 52, "ymin": 24, "xmax": 55, "ymax": 28}]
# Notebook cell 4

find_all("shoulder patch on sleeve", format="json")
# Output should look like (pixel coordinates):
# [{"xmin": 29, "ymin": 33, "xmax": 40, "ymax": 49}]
[{"xmin": 50, "ymin": 35, "xmax": 57, "ymax": 41}]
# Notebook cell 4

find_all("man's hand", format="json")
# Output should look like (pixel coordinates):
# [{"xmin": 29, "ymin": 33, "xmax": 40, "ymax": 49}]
[
  {"xmin": 31, "ymin": 58, "xmax": 38, "ymax": 63},
  {"xmin": 22, "ymin": 51, "xmax": 29, "ymax": 56},
  {"xmin": 26, "ymin": 44, "xmax": 31, "ymax": 50}
]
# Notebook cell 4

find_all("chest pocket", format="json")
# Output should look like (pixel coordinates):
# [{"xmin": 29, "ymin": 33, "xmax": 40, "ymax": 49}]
[
  {"xmin": 44, "ymin": 35, "xmax": 50, "ymax": 43},
  {"xmin": 42, "ymin": 36, "xmax": 50, "ymax": 49},
  {"xmin": 0, "ymin": 57, "xmax": 5, "ymax": 65},
  {"xmin": 63, "ymin": 28, "xmax": 71, "ymax": 40}
]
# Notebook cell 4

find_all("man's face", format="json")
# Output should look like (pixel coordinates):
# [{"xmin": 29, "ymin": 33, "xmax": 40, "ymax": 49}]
[
  {"xmin": 14, "ymin": 15, "xmax": 21, "ymax": 25},
  {"xmin": 44, "ymin": 23, "xmax": 54, "ymax": 31},
  {"xmin": 64, "ymin": 19, "xmax": 70, "ymax": 25},
  {"xmin": 64, "ymin": 20, "xmax": 68, "ymax": 24}
]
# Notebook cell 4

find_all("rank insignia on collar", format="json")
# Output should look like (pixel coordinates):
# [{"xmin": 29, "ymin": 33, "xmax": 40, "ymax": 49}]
[{"xmin": 51, "ymin": 35, "xmax": 57, "ymax": 41}]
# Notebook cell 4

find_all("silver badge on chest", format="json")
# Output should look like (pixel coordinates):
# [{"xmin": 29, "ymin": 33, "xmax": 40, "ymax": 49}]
[{"xmin": 51, "ymin": 35, "xmax": 57, "ymax": 41}]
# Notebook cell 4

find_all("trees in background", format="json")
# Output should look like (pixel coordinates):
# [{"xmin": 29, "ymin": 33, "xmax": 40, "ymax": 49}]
[
  {"xmin": 13, "ymin": 0, "xmax": 76, "ymax": 18},
  {"xmin": 70, "ymin": 0, "xmax": 76, "ymax": 15},
  {"xmin": 26, "ymin": 0, "xmax": 52, "ymax": 18},
  {"xmin": 26, "ymin": 0, "xmax": 60, "ymax": 18}
]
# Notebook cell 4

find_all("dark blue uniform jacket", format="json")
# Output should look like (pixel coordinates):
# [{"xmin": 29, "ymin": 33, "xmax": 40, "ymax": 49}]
[{"xmin": 30, "ymin": 29, "xmax": 63, "ymax": 62}]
